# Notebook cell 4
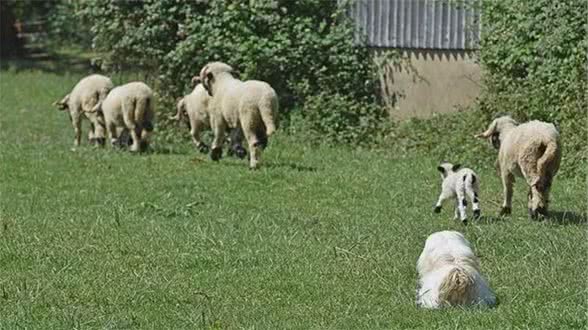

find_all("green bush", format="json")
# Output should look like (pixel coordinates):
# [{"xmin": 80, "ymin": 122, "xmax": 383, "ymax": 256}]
[
  {"xmin": 291, "ymin": 92, "xmax": 390, "ymax": 147},
  {"xmin": 478, "ymin": 0, "xmax": 587, "ymax": 176},
  {"xmin": 76, "ymin": 0, "xmax": 388, "ymax": 146}
]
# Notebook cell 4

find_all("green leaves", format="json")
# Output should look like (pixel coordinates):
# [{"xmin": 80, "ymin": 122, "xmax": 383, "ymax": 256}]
[{"xmin": 479, "ymin": 0, "xmax": 587, "ymax": 177}]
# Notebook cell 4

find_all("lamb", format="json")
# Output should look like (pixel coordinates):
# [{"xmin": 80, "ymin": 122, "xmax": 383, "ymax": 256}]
[
  {"xmin": 476, "ymin": 116, "xmax": 561, "ymax": 218},
  {"xmin": 198, "ymin": 61, "xmax": 279, "ymax": 169},
  {"xmin": 91, "ymin": 82, "xmax": 155, "ymax": 152},
  {"xmin": 53, "ymin": 74, "xmax": 114, "ymax": 147},
  {"xmin": 170, "ymin": 79, "xmax": 246, "ymax": 158},
  {"xmin": 416, "ymin": 231, "xmax": 496, "ymax": 309},
  {"xmin": 434, "ymin": 163, "xmax": 481, "ymax": 224}
]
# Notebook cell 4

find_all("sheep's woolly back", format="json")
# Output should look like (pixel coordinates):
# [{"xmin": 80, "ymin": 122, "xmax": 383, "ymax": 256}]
[
  {"xmin": 101, "ymin": 82, "xmax": 154, "ymax": 124},
  {"xmin": 68, "ymin": 74, "xmax": 114, "ymax": 113}
]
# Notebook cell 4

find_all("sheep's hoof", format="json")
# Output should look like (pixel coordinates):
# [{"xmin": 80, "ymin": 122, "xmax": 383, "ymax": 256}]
[
  {"xmin": 210, "ymin": 147, "xmax": 222, "ymax": 161},
  {"xmin": 461, "ymin": 219, "xmax": 468, "ymax": 226},
  {"xmin": 197, "ymin": 143, "xmax": 209, "ymax": 154},
  {"xmin": 95, "ymin": 137, "xmax": 106, "ymax": 147},
  {"xmin": 530, "ymin": 207, "xmax": 547, "ymax": 220},
  {"xmin": 234, "ymin": 146, "xmax": 247, "ymax": 159},
  {"xmin": 253, "ymin": 139, "xmax": 267, "ymax": 150},
  {"xmin": 473, "ymin": 210, "xmax": 481, "ymax": 219},
  {"xmin": 89, "ymin": 138, "xmax": 97, "ymax": 145},
  {"xmin": 499, "ymin": 207, "xmax": 511, "ymax": 216},
  {"xmin": 433, "ymin": 206, "xmax": 441, "ymax": 214},
  {"xmin": 139, "ymin": 140, "xmax": 149, "ymax": 152},
  {"xmin": 143, "ymin": 122, "xmax": 154, "ymax": 132}
]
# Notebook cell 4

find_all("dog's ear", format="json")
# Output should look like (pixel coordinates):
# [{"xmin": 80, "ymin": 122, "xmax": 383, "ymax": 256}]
[
  {"xmin": 437, "ymin": 166, "xmax": 445, "ymax": 174},
  {"xmin": 452, "ymin": 164, "xmax": 461, "ymax": 172}
]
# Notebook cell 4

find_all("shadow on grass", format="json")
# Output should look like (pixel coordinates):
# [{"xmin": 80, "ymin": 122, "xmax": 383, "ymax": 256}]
[
  {"xmin": 472, "ymin": 215, "xmax": 507, "ymax": 225},
  {"xmin": 545, "ymin": 211, "xmax": 587, "ymax": 225},
  {"xmin": 265, "ymin": 162, "xmax": 319, "ymax": 172},
  {"xmin": 212, "ymin": 160, "xmax": 319, "ymax": 172}
]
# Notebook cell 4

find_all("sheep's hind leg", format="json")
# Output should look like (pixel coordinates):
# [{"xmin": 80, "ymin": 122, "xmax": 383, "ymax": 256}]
[
  {"xmin": 241, "ymin": 118, "xmax": 263, "ymax": 169},
  {"xmin": 467, "ymin": 189, "xmax": 481, "ymax": 219},
  {"xmin": 456, "ymin": 190, "xmax": 468, "ymax": 224},
  {"xmin": 500, "ymin": 172, "xmax": 514, "ymax": 216},
  {"xmin": 210, "ymin": 118, "xmax": 226, "ymax": 161},
  {"xmin": 70, "ymin": 112, "xmax": 82, "ymax": 147}
]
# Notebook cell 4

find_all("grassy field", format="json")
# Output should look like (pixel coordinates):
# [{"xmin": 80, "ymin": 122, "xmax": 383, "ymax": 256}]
[{"xmin": 0, "ymin": 70, "xmax": 586, "ymax": 329}]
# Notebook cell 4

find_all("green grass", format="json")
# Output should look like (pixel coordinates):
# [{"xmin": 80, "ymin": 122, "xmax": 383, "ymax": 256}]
[{"xmin": 0, "ymin": 70, "xmax": 586, "ymax": 329}]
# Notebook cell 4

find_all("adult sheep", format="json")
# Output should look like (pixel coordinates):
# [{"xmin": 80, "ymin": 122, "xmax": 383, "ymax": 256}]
[
  {"xmin": 170, "ymin": 78, "xmax": 246, "ymax": 158},
  {"xmin": 198, "ymin": 62, "xmax": 279, "ymax": 169},
  {"xmin": 92, "ymin": 82, "xmax": 155, "ymax": 152},
  {"xmin": 476, "ymin": 116, "xmax": 561, "ymax": 219},
  {"xmin": 53, "ymin": 74, "xmax": 113, "ymax": 147}
]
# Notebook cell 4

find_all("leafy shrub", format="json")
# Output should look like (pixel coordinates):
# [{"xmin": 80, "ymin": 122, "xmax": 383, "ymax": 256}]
[
  {"xmin": 291, "ymin": 92, "xmax": 390, "ymax": 147},
  {"xmin": 76, "ymin": 0, "xmax": 388, "ymax": 146},
  {"xmin": 477, "ymin": 0, "xmax": 587, "ymax": 177}
]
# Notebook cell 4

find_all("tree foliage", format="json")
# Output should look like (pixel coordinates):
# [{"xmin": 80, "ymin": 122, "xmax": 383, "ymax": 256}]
[
  {"xmin": 478, "ymin": 0, "xmax": 587, "ymax": 175},
  {"xmin": 76, "ymin": 0, "xmax": 386, "ymax": 145}
]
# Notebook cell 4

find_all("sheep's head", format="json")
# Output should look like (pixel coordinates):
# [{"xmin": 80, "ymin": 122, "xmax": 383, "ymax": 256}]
[
  {"xmin": 476, "ymin": 116, "xmax": 518, "ymax": 150},
  {"xmin": 199, "ymin": 62, "xmax": 236, "ymax": 97},
  {"xmin": 437, "ymin": 162, "xmax": 461, "ymax": 179},
  {"xmin": 53, "ymin": 94, "xmax": 70, "ymax": 111}
]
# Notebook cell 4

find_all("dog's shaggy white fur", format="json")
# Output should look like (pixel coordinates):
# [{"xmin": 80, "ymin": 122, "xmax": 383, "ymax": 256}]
[{"xmin": 416, "ymin": 231, "xmax": 496, "ymax": 308}]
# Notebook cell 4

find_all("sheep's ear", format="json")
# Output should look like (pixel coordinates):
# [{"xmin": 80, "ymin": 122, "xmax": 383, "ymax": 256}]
[
  {"xmin": 437, "ymin": 166, "xmax": 445, "ymax": 174},
  {"xmin": 452, "ymin": 164, "xmax": 461, "ymax": 172},
  {"xmin": 476, "ymin": 120, "xmax": 497, "ymax": 138},
  {"xmin": 203, "ymin": 72, "xmax": 214, "ymax": 96},
  {"xmin": 191, "ymin": 76, "xmax": 201, "ymax": 86}
]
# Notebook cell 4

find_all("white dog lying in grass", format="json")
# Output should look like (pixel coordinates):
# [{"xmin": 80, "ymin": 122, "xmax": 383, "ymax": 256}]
[{"xmin": 416, "ymin": 231, "xmax": 496, "ymax": 308}]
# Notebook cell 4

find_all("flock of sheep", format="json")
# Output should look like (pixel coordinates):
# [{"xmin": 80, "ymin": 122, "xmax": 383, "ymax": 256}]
[
  {"xmin": 54, "ymin": 61, "xmax": 278, "ymax": 169},
  {"xmin": 52, "ymin": 60, "xmax": 562, "ymax": 309}
]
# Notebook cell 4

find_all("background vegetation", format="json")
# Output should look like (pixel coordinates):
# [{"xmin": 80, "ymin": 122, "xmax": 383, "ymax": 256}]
[
  {"xmin": 9, "ymin": 0, "xmax": 582, "ymax": 177},
  {"xmin": 1, "ymin": 71, "xmax": 586, "ymax": 328}
]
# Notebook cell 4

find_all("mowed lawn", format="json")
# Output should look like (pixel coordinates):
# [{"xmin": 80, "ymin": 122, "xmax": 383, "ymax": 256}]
[{"xmin": 0, "ymin": 70, "xmax": 586, "ymax": 329}]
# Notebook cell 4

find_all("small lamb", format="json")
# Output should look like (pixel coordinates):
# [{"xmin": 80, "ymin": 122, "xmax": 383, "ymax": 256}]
[
  {"xmin": 433, "ymin": 163, "xmax": 481, "ymax": 224},
  {"xmin": 416, "ymin": 230, "xmax": 496, "ymax": 309}
]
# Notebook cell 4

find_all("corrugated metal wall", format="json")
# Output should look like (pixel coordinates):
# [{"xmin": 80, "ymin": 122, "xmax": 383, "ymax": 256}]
[{"xmin": 346, "ymin": 0, "xmax": 481, "ymax": 50}]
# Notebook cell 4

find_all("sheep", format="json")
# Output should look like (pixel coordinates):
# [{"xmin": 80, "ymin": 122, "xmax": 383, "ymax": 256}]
[
  {"xmin": 433, "ymin": 163, "xmax": 481, "ymax": 225},
  {"xmin": 170, "ymin": 79, "xmax": 247, "ymax": 158},
  {"xmin": 476, "ymin": 116, "xmax": 561, "ymax": 219},
  {"xmin": 198, "ymin": 61, "xmax": 279, "ymax": 169},
  {"xmin": 53, "ymin": 74, "xmax": 113, "ymax": 147},
  {"xmin": 416, "ymin": 230, "xmax": 496, "ymax": 309},
  {"xmin": 92, "ymin": 82, "xmax": 155, "ymax": 152}
]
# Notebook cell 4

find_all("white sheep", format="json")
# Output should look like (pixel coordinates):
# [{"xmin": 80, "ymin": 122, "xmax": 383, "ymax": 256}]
[
  {"xmin": 198, "ymin": 62, "xmax": 279, "ymax": 169},
  {"xmin": 434, "ymin": 163, "xmax": 481, "ymax": 224},
  {"xmin": 53, "ymin": 74, "xmax": 113, "ymax": 147},
  {"xmin": 170, "ymin": 80, "xmax": 247, "ymax": 158},
  {"xmin": 92, "ymin": 82, "xmax": 155, "ymax": 152},
  {"xmin": 476, "ymin": 116, "xmax": 561, "ymax": 218},
  {"xmin": 416, "ymin": 231, "xmax": 496, "ymax": 309}
]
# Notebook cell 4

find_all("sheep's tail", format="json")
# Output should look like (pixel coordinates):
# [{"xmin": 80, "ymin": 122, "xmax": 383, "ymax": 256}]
[
  {"xmin": 90, "ymin": 86, "xmax": 111, "ymax": 113},
  {"xmin": 535, "ymin": 140, "xmax": 561, "ymax": 190},
  {"xmin": 259, "ymin": 91, "xmax": 279, "ymax": 136},
  {"xmin": 438, "ymin": 266, "xmax": 476, "ymax": 306}
]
